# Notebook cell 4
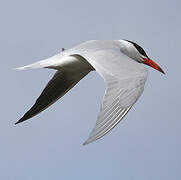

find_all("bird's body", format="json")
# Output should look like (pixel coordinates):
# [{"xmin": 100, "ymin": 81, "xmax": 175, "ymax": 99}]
[{"xmin": 15, "ymin": 40, "xmax": 164, "ymax": 145}]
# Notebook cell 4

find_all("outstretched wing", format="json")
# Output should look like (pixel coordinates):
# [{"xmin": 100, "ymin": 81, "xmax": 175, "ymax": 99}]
[
  {"xmin": 16, "ymin": 68, "xmax": 90, "ymax": 125},
  {"xmin": 83, "ymin": 72, "xmax": 146, "ymax": 145},
  {"xmin": 68, "ymin": 40, "xmax": 148, "ymax": 144}
]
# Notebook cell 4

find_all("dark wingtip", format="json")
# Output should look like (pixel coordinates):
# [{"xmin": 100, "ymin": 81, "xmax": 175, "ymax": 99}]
[
  {"xmin": 15, "ymin": 121, "xmax": 21, "ymax": 125},
  {"xmin": 15, "ymin": 120, "xmax": 22, "ymax": 125},
  {"xmin": 15, "ymin": 116, "xmax": 27, "ymax": 125}
]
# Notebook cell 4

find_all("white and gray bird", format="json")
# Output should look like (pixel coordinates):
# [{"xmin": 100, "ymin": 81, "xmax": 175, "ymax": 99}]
[{"xmin": 15, "ymin": 40, "xmax": 165, "ymax": 145}]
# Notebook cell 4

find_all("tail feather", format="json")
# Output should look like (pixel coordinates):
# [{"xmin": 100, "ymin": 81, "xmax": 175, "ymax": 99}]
[
  {"xmin": 14, "ymin": 63, "xmax": 41, "ymax": 70},
  {"xmin": 14, "ymin": 60, "xmax": 51, "ymax": 70},
  {"xmin": 14, "ymin": 54, "xmax": 62, "ymax": 70}
]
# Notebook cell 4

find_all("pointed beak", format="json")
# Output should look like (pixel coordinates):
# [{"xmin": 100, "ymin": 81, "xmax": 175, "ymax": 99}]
[{"xmin": 143, "ymin": 58, "xmax": 165, "ymax": 74}]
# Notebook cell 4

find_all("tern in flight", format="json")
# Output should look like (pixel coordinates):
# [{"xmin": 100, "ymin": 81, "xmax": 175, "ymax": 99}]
[{"xmin": 15, "ymin": 40, "xmax": 165, "ymax": 145}]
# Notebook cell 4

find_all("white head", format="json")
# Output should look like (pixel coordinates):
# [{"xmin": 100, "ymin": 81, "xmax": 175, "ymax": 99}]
[{"xmin": 119, "ymin": 39, "xmax": 165, "ymax": 74}]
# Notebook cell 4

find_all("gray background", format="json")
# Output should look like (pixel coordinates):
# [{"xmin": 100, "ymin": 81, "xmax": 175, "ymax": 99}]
[{"xmin": 1, "ymin": 0, "xmax": 180, "ymax": 179}]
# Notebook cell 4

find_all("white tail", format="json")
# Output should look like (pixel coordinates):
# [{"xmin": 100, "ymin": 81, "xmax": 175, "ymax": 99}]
[
  {"xmin": 14, "ymin": 61, "xmax": 48, "ymax": 70},
  {"xmin": 14, "ymin": 54, "xmax": 62, "ymax": 70}
]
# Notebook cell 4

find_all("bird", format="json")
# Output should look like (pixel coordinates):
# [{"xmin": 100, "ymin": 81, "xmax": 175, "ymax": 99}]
[{"xmin": 15, "ymin": 39, "xmax": 165, "ymax": 145}]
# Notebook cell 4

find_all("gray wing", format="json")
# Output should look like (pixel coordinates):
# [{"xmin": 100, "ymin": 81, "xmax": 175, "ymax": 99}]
[
  {"xmin": 16, "ymin": 69, "xmax": 90, "ymax": 125},
  {"xmin": 68, "ymin": 41, "xmax": 148, "ymax": 144},
  {"xmin": 83, "ymin": 72, "xmax": 146, "ymax": 145}
]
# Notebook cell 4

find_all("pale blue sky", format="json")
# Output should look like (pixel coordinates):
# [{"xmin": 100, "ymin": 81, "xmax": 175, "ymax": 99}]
[{"xmin": 0, "ymin": 0, "xmax": 180, "ymax": 179}]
